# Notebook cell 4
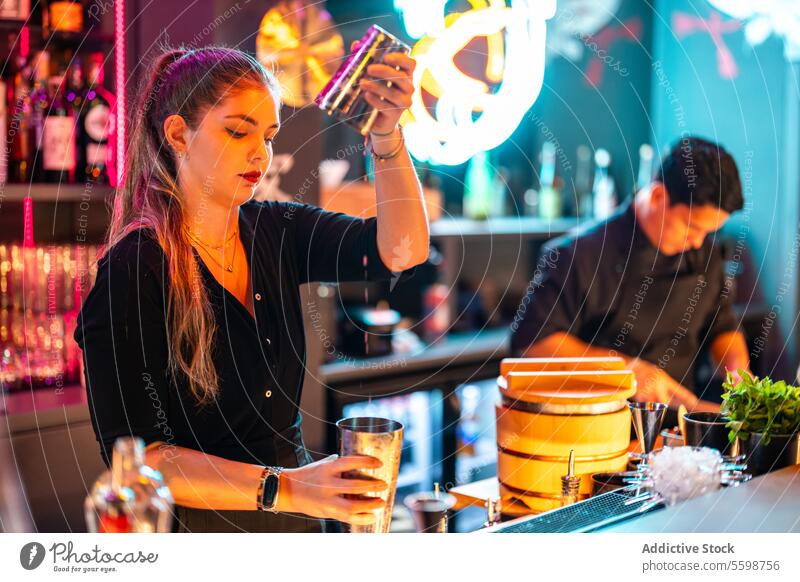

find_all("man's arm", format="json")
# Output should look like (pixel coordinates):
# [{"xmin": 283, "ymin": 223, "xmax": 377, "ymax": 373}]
[
  {"xmin": 524, "ymin": 332, "xmax": 720, "ymax": 412},
  {"xmin": 709, "ymin": 330, "xmax": 750, "ymax": 381},
  {"xmin": 512, "ymin": 241, "xmax": 717, "ymax": 412},
  {"xmin": 703, "ymin": 248, "xmax": 749, "ymax": 381},
  {"xmin": 523, "ymin": 330, "xmax": 618, "ymax": 359}
]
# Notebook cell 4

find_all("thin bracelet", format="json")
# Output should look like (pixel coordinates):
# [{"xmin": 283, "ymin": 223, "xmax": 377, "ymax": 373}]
[
  {"xmin": 369, "ymin": 126, "xmax": 398, "ymax": 137},
  {"xmin": 370, "ymin": 127, "xmax": 405, "ymax": 161}
]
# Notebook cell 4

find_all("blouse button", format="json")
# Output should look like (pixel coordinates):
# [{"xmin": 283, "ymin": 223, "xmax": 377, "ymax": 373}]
[
  {"xmin": 265, "ymin": 390, "xmax": 272, "ymax": 398},
  {"xmin": 255, "ymin": 293, "xmax": 262, "ymax": 301}
]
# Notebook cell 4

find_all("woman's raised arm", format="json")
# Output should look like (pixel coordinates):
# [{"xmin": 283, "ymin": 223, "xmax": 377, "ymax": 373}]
[{"xmin": 361, "ymin": 51, "xmax": 429, "ymax": 271}]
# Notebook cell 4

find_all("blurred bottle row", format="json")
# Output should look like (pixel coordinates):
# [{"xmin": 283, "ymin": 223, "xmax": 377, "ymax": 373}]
[
  {"xmin": 462, "ymin": 142, "xmax": 656, "ymax": 221},
  {"xmin": 0, "ymin": 1, "xmax": 116, "ymax": 186},
  {"xmin": 0, "ymin": 242, "xmax": 99, "ymax": 392}
]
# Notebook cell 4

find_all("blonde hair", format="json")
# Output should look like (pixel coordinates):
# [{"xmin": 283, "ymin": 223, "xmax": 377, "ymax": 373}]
[{"xmin": 103, "ymin": 46, "xmax": 279, "ymax": 405}]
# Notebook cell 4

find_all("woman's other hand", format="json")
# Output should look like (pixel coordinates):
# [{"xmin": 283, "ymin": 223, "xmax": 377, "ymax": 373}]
[{"xmin": 278, "ymin": 454, "xmax": 389, "ymax": 526}]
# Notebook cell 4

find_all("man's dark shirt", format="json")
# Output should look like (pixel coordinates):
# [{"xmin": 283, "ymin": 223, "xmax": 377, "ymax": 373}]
[
  {"xmin": 511, "ymin": 203, "xmax": 738, "ymax": 387},
  {"xmin": 75, "ymin": 200, "xmax": 403, "ymax": 467}
]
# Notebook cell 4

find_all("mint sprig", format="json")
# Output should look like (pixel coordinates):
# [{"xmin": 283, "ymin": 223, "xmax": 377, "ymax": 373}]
[{"xmin": 720, "ymin": 370, "xmax": 800, "ymax": 445}]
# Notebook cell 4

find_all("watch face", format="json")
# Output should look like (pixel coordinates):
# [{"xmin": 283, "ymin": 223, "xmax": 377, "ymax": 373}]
[{"xmin": 262, "ymin": 473, "xmax": 280, "ymax": 509}]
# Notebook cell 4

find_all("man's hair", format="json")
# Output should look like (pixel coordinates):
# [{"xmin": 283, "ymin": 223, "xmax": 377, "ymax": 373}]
[{"xmin": 653, "ymin": 136, "xmax": 744, "ymax": 214}]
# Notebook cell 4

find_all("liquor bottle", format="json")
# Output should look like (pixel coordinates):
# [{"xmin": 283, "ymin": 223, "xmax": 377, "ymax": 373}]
[
  {"xmin": 84, "ymin": 437, "xmax": 174, "ymax": 533},
  {"xmin": 67, "ymin": 61, "xmax": 86, "ymax": 116},
  {"xmin": 82, "ymin": 53, "xmax": 112, "ymax": 184},
  {"xmin": 592, "ymin": 148, "xmax": 616, "ymax": 220},
  {"xmin": 41, "ymin": 73, "xmax": 76, "ymax": 183},
  {"xmin": 67, "ymin": 61, "xmax": 86, "ymax": 181},
  {"xmin": 463, "ymin": 150, "xmax": 493, "ymax": 220},
  {"xmin": 575, "ymin": 145, "xmax": 593, "ymax": 218},
  {"xmin": 29, "ymin": 0, "xmax": 44, "ymax": 28},
  {"xmin": 636, "ymin": 143, "xmax": 654, "ymax": 193},
  {"xmin": 0, "ymin": 0, "xmax": 31, "ymax": 19},
  {"xmin": 44, "ymin": 1, "xmax": 81, "ymax": 78},
  {"xmin": 457, "ymin": 384, "xmax": 481, "ymax": 456},
  {"xmin": 537, "ymin": 141, "xmax": 561, "ymax": 219},
  {"xmin": 489, "ymin": 167, "xmax": 508, "ymax": 218},
  {"xmin": 7, "ymin": 34, "xmax": 34, "ymax": 183},
  {"xmin": 523, "ymin": 187, "xmax": 538, "ymax": 216},
  {"xmin": 422, "ymin": 282, "xmax": 449, "ymax": 342},
  {"xmin": 29, "ymin": 49, "xmax": 51, "ymax": 182}
]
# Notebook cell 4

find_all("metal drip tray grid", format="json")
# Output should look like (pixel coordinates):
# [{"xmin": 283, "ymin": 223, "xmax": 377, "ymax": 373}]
[{"xmin": 488, "ymin": 489, "xmax": 662, "ymax": 533}]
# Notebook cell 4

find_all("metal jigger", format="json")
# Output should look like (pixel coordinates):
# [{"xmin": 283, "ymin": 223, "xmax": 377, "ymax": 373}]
[
  {"xmin": 403, "ymin": 483, "xmax": 456, "ymax": 533},
  {"xmin": 337, "ymin": 417, "xmax": 403, "ymax": 533},
  {"xmin": 629, "ymin": 402, "xmax": 668, "ymax": 464}
]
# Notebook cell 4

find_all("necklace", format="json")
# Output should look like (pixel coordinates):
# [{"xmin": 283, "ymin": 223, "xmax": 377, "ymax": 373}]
[
  {"xmin": 186, "ymin": 228, "xmax": 238, "ymax": 272},
  {"xmin": 185, "ymin": 227, "xmax": 238, "ymax": 250}
]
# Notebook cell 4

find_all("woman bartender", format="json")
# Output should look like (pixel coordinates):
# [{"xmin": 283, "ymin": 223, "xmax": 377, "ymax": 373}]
[{"xmin": 74, "ymin": 45, "xmax": 429, "ymax": 532}]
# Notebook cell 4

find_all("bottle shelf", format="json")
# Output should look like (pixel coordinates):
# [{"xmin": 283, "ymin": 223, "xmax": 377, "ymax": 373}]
[
  {"xmin": 0, "ymin": 182, "xmax": 113, "ymax": 201},
  {"xmin": 0, "ymin": 19, "xmax": 38, "ymax": 30},
  {"xmin": 430, "ymin": 216, "xmax": 579, "ymax": 240}
]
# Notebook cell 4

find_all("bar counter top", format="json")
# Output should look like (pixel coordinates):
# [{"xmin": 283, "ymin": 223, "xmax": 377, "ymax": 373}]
[
  {"xmin": 600, "ymin": 463, "xmax": 800, "ymax": 533},
  {"xmin": 451, "ymin": 464, "xmax": 800, "ymax": 532}
]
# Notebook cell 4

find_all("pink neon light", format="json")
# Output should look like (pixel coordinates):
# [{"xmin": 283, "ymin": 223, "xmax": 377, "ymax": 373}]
[
  {"xmin": 584, "ymin": 18, "xmax": 643, "ymax": 87},
  {"xmin": 23, "ymin": 196, "xmax": 34, "ymax": 248},
  {"xmin": 673, "ymin": 10, "xmax": 741, "ymax": 79},
  {"xmin": 20, "ymin": 25, "xmax": 29, "ymax": 58},
  {"xmin": 114, "ymin": 0, "xmax": 126, "ymax": 186}
]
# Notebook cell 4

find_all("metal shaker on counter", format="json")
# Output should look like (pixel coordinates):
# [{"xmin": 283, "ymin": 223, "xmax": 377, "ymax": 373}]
[
  {"xmin": 404, "ymin": 484, "xmax": 456, "ymax": 533},
  {"xmin": 315, "ymin": 25, "xmax": 411, "ymax": 135},
  {"xmin": 337, "ymin": 417, "xmax": 403, "ymax": 533}
]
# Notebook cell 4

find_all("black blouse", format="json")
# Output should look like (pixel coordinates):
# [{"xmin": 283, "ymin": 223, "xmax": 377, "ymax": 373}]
[{"xmin": 75, "ymin": 200, "xmax": 401, "ymax": 468}]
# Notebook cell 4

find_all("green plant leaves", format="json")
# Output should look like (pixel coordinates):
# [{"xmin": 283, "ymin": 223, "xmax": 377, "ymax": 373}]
[{"xmin": 721, "ymin": 369, "xmax": 800, "ymax": 445}]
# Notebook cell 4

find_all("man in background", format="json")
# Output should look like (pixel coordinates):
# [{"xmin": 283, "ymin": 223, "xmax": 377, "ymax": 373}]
[{"xmin": 511, "ymin": 137, "xmax": 750, "ymax": 411}]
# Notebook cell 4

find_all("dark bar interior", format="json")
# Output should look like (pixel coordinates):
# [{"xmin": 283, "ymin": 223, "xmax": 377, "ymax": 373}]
[{"xmin": 1, "ymin": 0, "xmax": 799, "ymax": 539}]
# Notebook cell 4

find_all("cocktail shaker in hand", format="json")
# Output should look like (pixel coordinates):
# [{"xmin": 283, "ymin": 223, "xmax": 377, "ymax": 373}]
[
  {"xmin": 337, "ymin": 417, "xmax": 403, "ymax": 533},
  {"xmin": 315, "ymin": 25, "xmax": 411, "ymax": 136}
]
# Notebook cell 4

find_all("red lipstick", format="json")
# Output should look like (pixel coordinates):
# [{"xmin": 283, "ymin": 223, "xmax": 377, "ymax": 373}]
[{"xmin": 239, "ymin": 171, "xmax": 262, "ymax": 184}]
